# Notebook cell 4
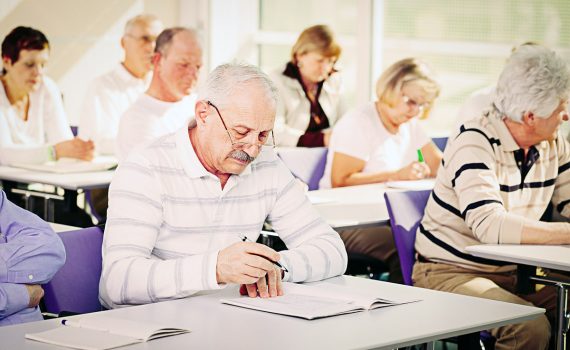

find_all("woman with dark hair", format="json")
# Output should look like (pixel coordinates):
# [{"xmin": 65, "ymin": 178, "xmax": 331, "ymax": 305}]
[
  {"xmin": 0, "ymin": 26, "xmax": 93, "ymax": 165},
  {"xmin": 270, "ymin": 24, "xmax": 346, "ymax": 147}
]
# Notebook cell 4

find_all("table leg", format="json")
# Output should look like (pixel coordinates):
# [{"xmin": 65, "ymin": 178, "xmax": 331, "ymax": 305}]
[
  {"xmin": 457, "ymin": 332, "xmax": 481, "ymax": 350},
  {"xmin": 517, "ymin": 264, "xmax": 535, "ymax": 294},
  {"xmin": 529, "ymin": 275, "xmax": 570, "ymax": 350},
  {"xmin": 555, "ymin": 284, "xmax": 568, "ymax": 350}
]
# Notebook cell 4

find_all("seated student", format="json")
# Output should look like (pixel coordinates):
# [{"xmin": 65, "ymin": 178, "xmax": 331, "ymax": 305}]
[
  {"xmin": 79, "ymin": 14, "xmax": 163, "ymax": 155},
  {"xmin": 270, "ymin": 24, "xmax": 346, "ymax": 147},
  {"xmin": 414, "ymin": 44, "xmax": 570, "ymax": 349},
  {"xmin": 0, "ymin": 190, "xmax": 66, "ymax": 326},
  {"xmin": 0, "ymin": 26, "xmax": 94, "ymax": 165},
  {"xmin": 116, "ymin": 27, "xmax": 202, "ymax": 162},
  {"xmin": 99, "ymin": 63, "xmax": 347, "ymax": 308},
  {"xmin": 316, "ymin": 59, "xmax": 441, "ymax": 283},
  {"xmin": 320, "ymin": 58, "xmax": 442, "ymax": 189}
]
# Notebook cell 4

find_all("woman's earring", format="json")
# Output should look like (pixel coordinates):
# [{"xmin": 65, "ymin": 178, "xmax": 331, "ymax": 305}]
[{"xmin": 297, "ymin": 61, "xmax": 303, "ymax": 68}]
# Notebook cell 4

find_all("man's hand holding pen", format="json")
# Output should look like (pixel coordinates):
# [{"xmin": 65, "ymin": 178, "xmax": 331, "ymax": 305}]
[{"xmin": 216, "ymin": 240, "xmax": 285, "ymax": 298}]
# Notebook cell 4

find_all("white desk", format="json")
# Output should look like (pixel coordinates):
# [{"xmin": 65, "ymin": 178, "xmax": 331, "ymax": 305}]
[
  {"xmin": 1, "ymin": 275, "xmax": 543, "ymax": 350},
  {"xmin": 466, "ymin": 245, "xmax": 570, "ymax": 272},
  {"xmin": 466, "ymin": 244, "xmax": 570, "ymax": 350},
  {"xmin": 49, "ymin": 223, "xmax": 80, "ymax": 233},
  {"xmin": 0, "ymin": 165, "xmax": 114, "ymax": 222},
  {"xmin": 307, "ymin": 181, "xmax": 434, "ymax": 230},
  {"xmin": 0, "ymin": 166, "xmax": 114, "ymax": 191}
]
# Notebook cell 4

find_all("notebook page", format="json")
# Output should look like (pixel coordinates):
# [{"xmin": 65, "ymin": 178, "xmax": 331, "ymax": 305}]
[
  {"xmin": 79, "ymin": 315, "xmax": 188, "ymax": 341},
  {"xmin": 221, "ymin": 293, "xmax": 361, "ymax": 320}
]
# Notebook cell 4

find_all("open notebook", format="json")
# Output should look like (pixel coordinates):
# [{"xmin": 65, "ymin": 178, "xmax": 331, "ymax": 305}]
[
  {"xmin": 25, "ymin": 315, "xmax": 190, "ymax": 350},
  {"xmin": 221, "ymin": 282, "xmax": 420, "ymax": 320}
]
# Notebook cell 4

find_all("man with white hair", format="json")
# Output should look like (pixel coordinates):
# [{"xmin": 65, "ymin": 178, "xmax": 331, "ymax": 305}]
[
  {"xmin": 116, "ymin": 27, "xmax": 202, "ymax": 162},
  {"xmin": 79, "ymin": 14, "xmax": 163, "ymax": 155},
  {"xmin": 99, "ymin": 63, "xmax": 347, "ymax": 309},
  {"xmin": 414, "ymin": 44, "xmax": 570, "ymax": 349}
]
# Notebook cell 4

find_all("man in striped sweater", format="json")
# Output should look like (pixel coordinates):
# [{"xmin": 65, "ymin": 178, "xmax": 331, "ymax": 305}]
[
  {"xmin": 414, "ymin": 44, "xmax": 570, "ymax": 349},
  {"xmin": 99, "ymin": 62, "xmax": 348, "ymax": 309}
]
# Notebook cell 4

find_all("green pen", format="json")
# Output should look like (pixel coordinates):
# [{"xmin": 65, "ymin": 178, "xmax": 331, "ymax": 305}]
[{"xmin": 417, "ymin": 149, "xmax": 424, "ymax": 163}]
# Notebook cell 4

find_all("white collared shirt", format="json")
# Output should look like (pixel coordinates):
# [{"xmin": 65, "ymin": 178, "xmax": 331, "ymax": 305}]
[
  {"xmin": 78, "ymin": 63, "xmax": 151, "ymax": 155},
  {"xmin": 100, "ymin": 125, "xmax": 347, "ymax": 308}
]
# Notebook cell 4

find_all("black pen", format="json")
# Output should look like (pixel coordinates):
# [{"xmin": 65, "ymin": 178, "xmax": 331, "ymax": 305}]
[{"xmin": 239, "ymin": 234, "xmax": 289, "ymax": 272}]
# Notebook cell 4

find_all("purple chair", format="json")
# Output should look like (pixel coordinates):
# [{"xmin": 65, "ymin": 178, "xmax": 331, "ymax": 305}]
[
  {"xmin": 42, "ymin": 226, "xmax": 104, "ymax": 315},
  {"xmin": 384, "ymin": 190, "xmax": 431, "ymax": 286},
  {"xmin": 432, "ymin": 136, "xmax": 448, "ymax": 152},
  {"xmin": 385, "ymin": 190, "xmax": 495, "ymax": 349},
  {"xmin": 277, "ymin": 147, "xmax": 328, "ymax": 190}
]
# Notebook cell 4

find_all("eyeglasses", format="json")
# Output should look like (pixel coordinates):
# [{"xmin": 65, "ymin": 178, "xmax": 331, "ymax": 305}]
[
  {"xmin": 402, "ymin": 94, "xmax": 430, "ymax": 113},
  {"xmin": 125, "ymin": 34, "xmax": 157, "ymax": 45},
  {"xmin": 206, "ymin": 101, "xmax": 276, "ymax": 149}
]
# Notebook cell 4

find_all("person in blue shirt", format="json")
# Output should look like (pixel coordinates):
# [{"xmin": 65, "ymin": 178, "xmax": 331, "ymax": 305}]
[{"xmin": 0, "ymin": 189, "xmax": 65, "ymax": 326}]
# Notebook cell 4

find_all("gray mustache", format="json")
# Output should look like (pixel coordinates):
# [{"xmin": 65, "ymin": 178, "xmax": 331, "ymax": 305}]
[{"xmin": 230, "ymin": 150, "xmax": 255, "ymax": 163}]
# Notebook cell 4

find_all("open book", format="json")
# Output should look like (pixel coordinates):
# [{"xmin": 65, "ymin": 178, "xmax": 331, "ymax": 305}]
[
  {"xmin": 25, "ymin": 315, "xmax": 190, "ymax": 350},
  {"xmin": 220, "ymin": 282, "xmax": 420, "ymax": 320},
  {"xmin": 10, "ymin": 157, "xmax": 117, "ymax": 174}
]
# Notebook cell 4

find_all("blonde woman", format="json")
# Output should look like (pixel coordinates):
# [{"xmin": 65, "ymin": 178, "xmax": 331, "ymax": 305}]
[
  {"xmin": 271, "ymin": 24, "xmax": 346, "ymax": 147},
  {"xmin": 320, "ymin": 58, "xmax": 441, "ymax": 284},
  {"xmin": 320, "ymin": 58, "xmax": 442, "ymax": 188}
]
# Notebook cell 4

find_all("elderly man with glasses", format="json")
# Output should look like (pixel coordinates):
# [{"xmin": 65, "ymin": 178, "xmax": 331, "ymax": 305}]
[
  {"xmin": 79, "ymin": 14, "xmax": 163, "ymax": 156},
  {"xmin": 99, "ymin": 62, "xmax": 348, "ymax": 309}
]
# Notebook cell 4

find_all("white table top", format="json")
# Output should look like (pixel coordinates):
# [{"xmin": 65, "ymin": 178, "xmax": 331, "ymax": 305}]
[
  {"xmin": 48, "ymin": 223, "xmax": 80, "ymax": 233},
  {"xmin": 307, "ymin": 181, "xmax": 434, "ymax": 230},
  {"xmin": 1, "ymin": 275, "xmax": 543, "ymax": 350},
  {"xmin": 466, "ymin": 244, "xmax": 570, "ymax": 272},
  {"xmin": 0, "ymin": 166, "xmax": 114, "ymax": 190}
]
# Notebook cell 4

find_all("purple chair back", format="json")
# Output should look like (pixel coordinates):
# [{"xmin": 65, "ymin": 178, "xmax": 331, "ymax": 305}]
[
  {"xmin": 43, "ymin": 226, "xmax": 104, "ymax": 314},
  {"xmin": 384, "ymin": 190, "xmax": 431, "ymax": 286},
  {"xmin": 432, "ymin": 137, "xmax": 448, "ymax": 152},
  {"xmin": 277, "ymin": 147, "xmax": 328, "ymax": 190}
]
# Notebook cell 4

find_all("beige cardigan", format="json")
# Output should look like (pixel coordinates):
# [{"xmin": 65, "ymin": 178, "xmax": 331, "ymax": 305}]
[{"xmin": 270, "ymin": 66, "xmax": 347, "ymax": 147}]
